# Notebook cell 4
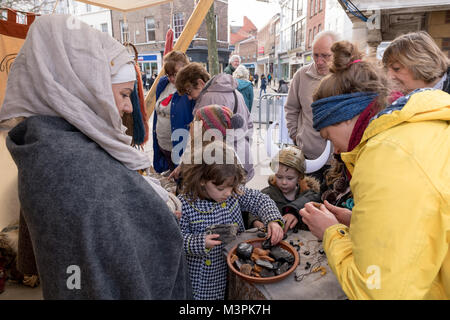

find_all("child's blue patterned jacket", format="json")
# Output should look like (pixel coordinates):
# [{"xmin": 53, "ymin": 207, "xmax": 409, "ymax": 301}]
[{"xmin": 178, "ymin": 187, "xmax": 284, "ymax": 300}]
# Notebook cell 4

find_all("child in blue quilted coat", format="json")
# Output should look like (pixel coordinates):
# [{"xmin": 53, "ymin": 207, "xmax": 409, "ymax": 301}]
[{"xmin": 178, "ymin": 140, "xmax": 285, "ymax": 300}]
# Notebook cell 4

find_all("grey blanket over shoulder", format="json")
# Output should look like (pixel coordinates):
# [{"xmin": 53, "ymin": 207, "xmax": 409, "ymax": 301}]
[{"xmin": 6, "ymin": 116, "xmax": 192, "ymax": 300}]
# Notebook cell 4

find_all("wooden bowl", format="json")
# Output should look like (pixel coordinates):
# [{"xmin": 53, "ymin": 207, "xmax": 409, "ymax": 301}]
[{"xmin": 227, "ymin": 238, "xmax": 299, "ymax": 284}]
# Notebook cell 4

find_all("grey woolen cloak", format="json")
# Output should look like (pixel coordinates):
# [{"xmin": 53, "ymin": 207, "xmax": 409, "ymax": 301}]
[{"xmin": 6, "ymin": 115, "xmax": 192, "ymax": 299}]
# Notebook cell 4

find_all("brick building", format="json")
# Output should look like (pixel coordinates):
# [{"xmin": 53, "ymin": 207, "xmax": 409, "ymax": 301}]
[
  {"xmin": 110, "ymin": 0, "xmax": 231, "ymax": 75},
  {"xmin": 237, "ymin": 37, "xmax": 258, "ymax": 75},
  {"xmin": 257, "ymin": 14, "xmax": 278, "ymax": 79},
  {"xmin": 230, "ymin": 16, "xmax": 258, "ymax": 75}
]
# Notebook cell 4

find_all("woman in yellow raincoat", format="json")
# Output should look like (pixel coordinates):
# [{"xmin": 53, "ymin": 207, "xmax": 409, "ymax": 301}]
[{"xmin": 299, "ymin": 41, "xmax": 450, "ymax": 299}]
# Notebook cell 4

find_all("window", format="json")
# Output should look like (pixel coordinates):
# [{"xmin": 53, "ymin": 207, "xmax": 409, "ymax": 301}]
[
  {"xmin": 319, "ymin": 0, "xmax": 323, "ymax": 11},
  {"xmin": 101, "ymin": 23, "xmax": 108, "ymax": 33},
  {"xmin": 291, "ymin": 0, "xmax": 295, "ymax": 21},
  {"xmin": 16, "ymin": 12, "xmax": 26, "ymax": 24},
  {"xmin": 1, "ymin": 10, "xmax": 7, "ymax": 21},
  {"xmin": 290, "ymin": 26, "xmax": 296, "ymax": 50},
  {"xmin": 119, "ymin": 20, "xmax": 130, "ymax": 43},
  {"xmin": 310, "ymin": 0, "xmax": 314, "ymax": 17},
  {"xmin": 314, "ymin": 0, "xmax": 317, "ymax": 14},
  {"xmin": 294, "ymin": 20, "xmax": 305, "ymax": 49},
  {"xmin": 173, "ymin": 13, "xmax": 184, "ymax": 38},
  {"xmin": 313, "ymin": 26, "xmax": 316, "ymax": 40},
  {"xmin": 86, "ymin": 4, "xmax": 91, "ymax": 12},
  {"xmin": 318, "ymin": 24, "xmax": 322, "ymax": 34},
  {"xmin": 145, "ymin": 17, "xmax": 156, "ymax": 42},
  {"xmin": 297, "ymin": 0, "xmax": 303, "ymax": 17}
]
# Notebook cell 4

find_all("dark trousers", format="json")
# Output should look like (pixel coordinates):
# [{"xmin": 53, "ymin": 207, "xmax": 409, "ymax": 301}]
[{"xmin": 159, "ymin": 146, "xmax": 176, "ymax": 172}]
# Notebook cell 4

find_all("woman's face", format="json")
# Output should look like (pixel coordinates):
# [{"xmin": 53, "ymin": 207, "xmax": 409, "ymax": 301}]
[
  {"xmin": 387, "ymin": 62, "xmax": 427, "ymax": 93},
  {"xmin": 168, "ymin": 63, "xmax": 185, "ymax": 85},
  {"xmin": 319, "ymin": 118, "xmax": 358, "ymax": 154},
  {"xmin": 112, "ymin": 81, "xmax": 135, "ymax": 117},
  {"xmin": 203, "ymin": 177, "xmax": 234, "ymax": 203},
  {"xmin": 187, "ymin": 79, "xmax": 205, "ymax": 100},
  {"xmin": 275, "ymin": 164, "xmax": 300, "ymax": 195}
]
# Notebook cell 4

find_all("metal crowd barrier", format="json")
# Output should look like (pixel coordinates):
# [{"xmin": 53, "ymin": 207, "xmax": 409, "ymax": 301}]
[{"xmin": 255, "ymin": 93, "xmax": 294, "ymax": 157}]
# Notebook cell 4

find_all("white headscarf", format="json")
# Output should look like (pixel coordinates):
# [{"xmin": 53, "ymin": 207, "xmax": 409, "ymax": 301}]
[
  {"xmin": 111, "ymin": 63, "xmax": 136, "ymax": 84},
  {"xmin": 0, "ymin": 14, "xmax": 149, "ymax": 170}
]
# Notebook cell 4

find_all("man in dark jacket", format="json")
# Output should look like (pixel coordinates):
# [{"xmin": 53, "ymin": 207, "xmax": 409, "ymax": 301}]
[{"xmin": 224, "ymin": 55, "xmax": 241, "ymax": 75}]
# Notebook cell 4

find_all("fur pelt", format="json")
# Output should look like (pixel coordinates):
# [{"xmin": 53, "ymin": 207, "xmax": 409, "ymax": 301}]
[
  {"xmin": 0, "ymin": 222, "xmax": 40, "ymax": 288},
  {"xmin": 268, "ymin": 175, "xmax": 321, "ymax": 194}
]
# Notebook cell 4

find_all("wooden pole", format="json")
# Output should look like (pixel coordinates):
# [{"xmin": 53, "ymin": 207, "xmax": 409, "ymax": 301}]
[{"xmin": 144, "ymin": 0, "xmax": 214, "ymax": 119}]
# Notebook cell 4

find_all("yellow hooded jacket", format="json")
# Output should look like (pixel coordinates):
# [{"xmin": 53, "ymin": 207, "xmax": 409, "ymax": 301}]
[{"xmin": 323, "ymin": 89, "xmax": 450, "ymax": 299}]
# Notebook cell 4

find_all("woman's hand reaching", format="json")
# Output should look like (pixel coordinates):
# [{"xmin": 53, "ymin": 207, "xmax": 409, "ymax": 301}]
[{"xmin": 299, "ymin": 202, "xmax": 339, "ymax": 240}]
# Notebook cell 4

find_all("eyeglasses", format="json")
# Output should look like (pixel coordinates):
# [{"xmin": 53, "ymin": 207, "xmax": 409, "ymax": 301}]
[{"xmin": 313, "ymin": 53, "xmax": 332, "ymax": 60}]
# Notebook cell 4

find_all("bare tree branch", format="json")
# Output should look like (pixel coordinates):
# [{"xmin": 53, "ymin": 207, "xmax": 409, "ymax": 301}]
[{"xmin": 1, "ymin": 0, "xmax": 58, "ymax": 14}]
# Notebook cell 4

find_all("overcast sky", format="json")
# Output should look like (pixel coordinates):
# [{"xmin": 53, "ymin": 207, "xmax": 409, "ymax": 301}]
[{"xmin": 228, "ymin": 0, "xmax": 281, "ymax": 30}]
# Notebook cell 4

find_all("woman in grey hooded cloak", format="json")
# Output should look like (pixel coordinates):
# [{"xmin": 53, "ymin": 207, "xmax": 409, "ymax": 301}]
[{"xmin": 0, "ymin": 14, "xmax": 192, "ymax": 300}]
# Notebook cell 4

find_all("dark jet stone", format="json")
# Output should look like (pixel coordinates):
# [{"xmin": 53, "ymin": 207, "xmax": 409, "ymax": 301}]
[
  {"xmin": 257, "ymin": 231, "xmax": 267, "ymax": 238},
  {"xmin": 275, "ymin": 262, "xmax": 290, "ymax": 275},
  {"xmin": 262, "ymin": 237, "xmax": 272, "ymax": 249},
  {"xmin": 244, "ymin": 259, "xmax": 255, "ymax": 267},
  {"xmin": 236, "ymin": 242, "xmax": 254, "ymax": 260},
  {"xmin": 205, "ymin": 224, "xmax": 238, "ymax": 245},
  {"xmin": 255, "ymin": 259, "xmax": 276, "ymax": 270},
  {"xmin": 271, "ymin": 261, "xmax": 281, "ymax": 269},
  {"xmin": 270, "ymin": 246, "xmax": 295, "ymax": 264},
  {"xmin": 260, "ymin": 268, "xmax": 276, "ymax": 278}
]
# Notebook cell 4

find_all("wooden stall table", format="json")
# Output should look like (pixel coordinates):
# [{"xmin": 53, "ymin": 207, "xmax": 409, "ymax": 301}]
[{"xmin": 224, "ymin": 229, "xmax": 347, "ymax": 300}]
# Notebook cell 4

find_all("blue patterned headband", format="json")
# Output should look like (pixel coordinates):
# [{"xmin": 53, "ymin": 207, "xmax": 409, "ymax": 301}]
[{"xmin": 312, "ymin": 92, "xmax": 378, "ymax": 131}]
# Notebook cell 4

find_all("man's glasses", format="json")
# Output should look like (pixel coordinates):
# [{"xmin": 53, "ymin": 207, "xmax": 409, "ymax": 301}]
[{"xmin": 313, "ymin": 53, "xmax": 332, "ymax": 60}]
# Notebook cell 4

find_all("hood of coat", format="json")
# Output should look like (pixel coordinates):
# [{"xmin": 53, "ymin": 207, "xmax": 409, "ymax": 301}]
[
  {"xmin": 305, "ymin": 62, "xmax": 324, "ymax": 81},
  {"xmin": 341, "ymin": 88, "xmax": 450, "ymax": 174},
  {"xmin": 236, "ymin": 79, "xmax": 253, "ymax": 90},
  {"xmin": 201, "ymin": 73, "xmax": 238, "ymax": 94}
]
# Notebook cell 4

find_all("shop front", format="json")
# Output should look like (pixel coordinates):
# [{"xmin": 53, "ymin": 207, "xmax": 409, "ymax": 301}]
[
  {"xmin": 289, "ymin": 54, "xmax": 303, "ymax": 79},
  {"xmin": 137, "ymin": 53, "xmax": 161, "ymax": 76},
  {"xmin": 243, "ymin": 63, "xmax": 256, "ymax": 76}
]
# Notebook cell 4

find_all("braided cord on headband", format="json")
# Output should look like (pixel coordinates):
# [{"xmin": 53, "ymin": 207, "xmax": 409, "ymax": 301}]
[{"xmin": 312, "ymin": 92, "xmax": 378, "ymax": 131}]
